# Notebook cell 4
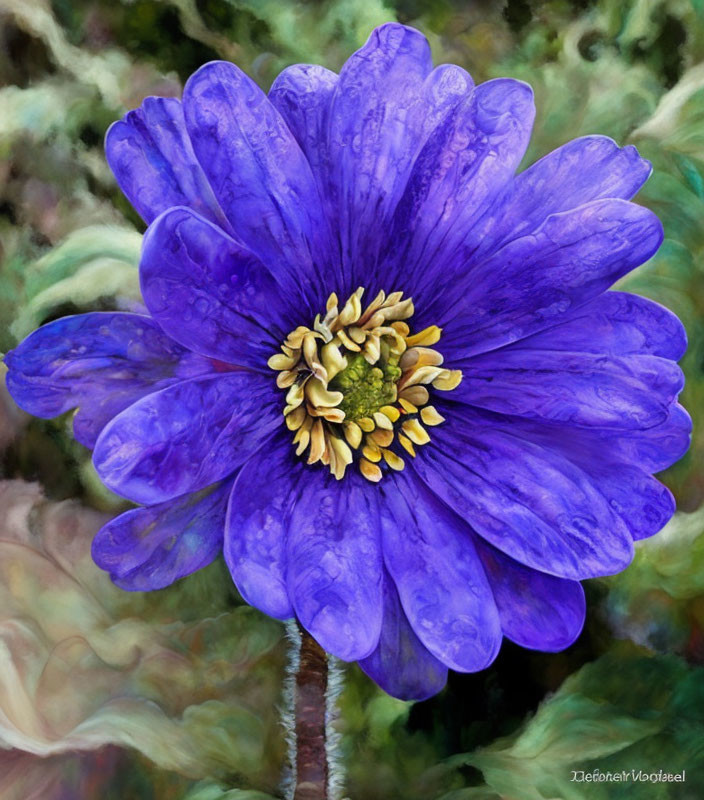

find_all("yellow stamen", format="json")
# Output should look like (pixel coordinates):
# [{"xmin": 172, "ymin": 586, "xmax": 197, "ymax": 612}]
[
  {"xmin": 370, "ymin": 428, "xmax": 394, "ymax": 448},
  {"xmin": 308, "ymin": 419, "xmax": 326, "ymax": 463},
  {"xmin": 293, "ymin": 416, "xmax": 313, "ymax": 456},
  {"xmin": 305, "ymin": 378, "xmax": 344, "ymax": 408},
  {"xmin": 398, "ymin": 398, "xmax": 418, "ymax": 414},
  {"xmin": 314, "ymin": 406, "xmax": 346, "ymax": 424},
  {"xmin": 363, "ymin": 334, "xmax": 381, "ymax": 364},
  {"xmin": 380, "ymin": 405, "xmax": 400, "ymax": 423},
  {"xmin": 372, "ymin": 411, "xmax": 393, "ymax": 431},
  {"xmin": 268, "ymin": 352, "xmax": 297, "ymax": 371},
  {"xmin": 401, "ymin": 365, "xmax": 444, "ymax": 388},
  {"xmin": 284, "ymin": 382, "xmax": 305, "ymax": 415},
  {"xmin": 320, "ymin": 443, "xmax": 331, "ymax": 465},
  {"xmin": 286, "ymin": 405, "xmax": 306, "ymax": 431},
  {"xmin": 362, "ymin": 443, "xmax": 382, "ymax": 463},
  {"xmin": 348, "ymin": 326, "xmax": 366, "ymax": 344},
  {"xmin": 382, "ymin": 296, "xmax": 414, "ymax": 321},
  {"xmin": 284, "ymin": 326, "xmax": 309, "ymax": 349},
  {"xmin": 329, "ymin": 436, "xmax": 353, "ymax": 480},
  {"xmin": 398, "ymin": 433, "xmax": 416, "ymax": 457},
  {"xmin": 381, "ymin": 449, "xmax": 404, "ymax": 471},
  {"xmin": 277, "ymin": 370, "xmax": 298, "ymax": 389},
  {"xmin": 420, "ymin": 406, "xmax": 445, "ymax": 426},
  {"xmin": 433, "ymin": 369, "xmax": 463, "ymax": 391},
  {"xmin": 343, "ymin": 421, "xmax": 363, "ymax": 449},
  {"xmin": 337, "ymin": 328, "xmax": 362, "ymax": 352},
  {"xmin": 320, "ymin": 341, "xmax": 347, "ymax": 382},
  {"xmin": 401, "ymin": 418, "xmax": 430, "ymax": 446},
  {"xmin": 406, "ymin": 325, "xmax": 442, "ymax": 347},
  {"xmin": 336, "ymin": 293, "xmax": 362, "ymax": 328},
  {"xmin": 358, "ymin": 290, "xmax": 386, "ymax": 325},
  {"xmin": 359, "ymin": 458, "xmax": 382, "ymax": 483},
  {"xmin": 400, "ymin": 386, "xmax": 429, "ymax": 406},
  {"xmin": 391, "ymin": 320, "xmax": 410, "ymax": 337},
  {"xmin": 302, "ymin": 333, "xmax": 327, "ymax": 383},
  {"xmin": 400, "ymin": 346, "xmax": 444, "ymax": 370}
]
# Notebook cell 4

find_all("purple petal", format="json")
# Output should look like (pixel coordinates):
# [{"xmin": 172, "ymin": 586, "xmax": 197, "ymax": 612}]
[
  {"xmin": 474, "ymin": 538, "xmax": 586, "ymax": 651},
  {"xmin": 445, "ymin": 403, "xmax": 690, "ymax": 478},
  {"xmin": 141, "ymin": 206, "xmax": 284, "ymax": 366},
  {"xmin": 381, "ymin": 471, "xmax": 502, "ymax": 672},
  {"xmin": 433, "ymin": 198, "xmax": 664, "ymax": 358},
  {"xmin": 326, "ymin": 24, "xmax": 434, "ymax": 281},
  {"xmin": 264, "ymin": 34, "xmax": 474, "ymax": 295},
  {"xmin": 453, "ymin": 349, "xmax": 683, "ymax": 429},
  {"xmin": 507, "ymin": 291, "xmax": 687, "ymax": 361},
  {"xmin": 4, "ymin": 312, "xmax": 213, "ymax": 448},
  {"xmin": 358, "ymin": 571, "xmax": 448, "ymax": 701},
  {"xmin": 268, "ymin": 64, "xmax": 339, "ymax": 192},
  {"xmin": 412, "ymin": 410, "xmax": 634, "ymax": 580},
  {"xmin": 326, "ymin": 28, "xmax": 475, "ymax": 292},
  {"xmin": 589, "ymin": 465, "xmax": 675, "ymax": 541},
  {"xmin": 267, "ymin": 63, "xmax": 345, "ymax": 290},
  {"xmin": 224, "ymin": 438, "xmax": 299, "ymax": 620},
  {"xmin": 93, "ymin": 372, "xmax": 278, "ymax": 505},
  {"xmin": 91, "ymin": 480, "xmax": 231, "ymax": 591},
  {"xmin": 491, "ymin": 416, "xmax": 678, "ymax": 541},
  {"xmin": 286, "ymin": 470, "xmax": 383, "ymax": 661},
  {"xmin": 418, "ymin": 64, "xmax": 476, "ymax": 140},
  {"xmin": 602, "ymin": 403, "xmax": 691, "ymax": 473},
  {"xmin": 471, "ymin": 135, "xmax": 652, "ymax": 262},
  {"xmin": 105, "ymin": 96, "xmax": 227, "ymax": 227},
  {"xmin": 182, "ymin": 61, "xmax": 331, "ymax": 309},
  {"xmin": 385, "ymin": 77, "xmax": 534, "ymax": 297}
]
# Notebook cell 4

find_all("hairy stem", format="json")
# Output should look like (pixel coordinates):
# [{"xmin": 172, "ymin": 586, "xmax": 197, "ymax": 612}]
[
  {"xmin": 283, "ymin": 622, "xmax": 344, "ymax": 800},
  {"xmin": 292, "ymin": 626, "xmax": 329, "ymax": 800}
]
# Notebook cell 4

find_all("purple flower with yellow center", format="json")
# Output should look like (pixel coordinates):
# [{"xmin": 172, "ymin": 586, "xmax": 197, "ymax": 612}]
[{"xmin": 4, "ymin": 23, "xmax": 690, "ymax": 700}]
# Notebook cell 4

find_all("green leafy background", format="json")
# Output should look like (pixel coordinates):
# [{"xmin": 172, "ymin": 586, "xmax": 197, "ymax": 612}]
[{"xmin": 1, "ymin": 0, "xmax": 704, "ymax": 797}]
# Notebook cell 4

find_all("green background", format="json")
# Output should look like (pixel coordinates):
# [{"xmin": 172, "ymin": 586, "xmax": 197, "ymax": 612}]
[{"xmin": 1, "ymin": 0, "xmax": 703, "ymax": 797}]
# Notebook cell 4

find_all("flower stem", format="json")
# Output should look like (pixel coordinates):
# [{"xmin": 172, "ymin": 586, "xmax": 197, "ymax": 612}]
[{"xmin": 292, "ymin": 625, "xmax": 329, "ymax": 800}]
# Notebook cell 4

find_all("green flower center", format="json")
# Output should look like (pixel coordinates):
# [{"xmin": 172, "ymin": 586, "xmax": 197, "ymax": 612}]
[{"xmin": 331, "ymin": 352, "xmax": 402, "ymax": 421}]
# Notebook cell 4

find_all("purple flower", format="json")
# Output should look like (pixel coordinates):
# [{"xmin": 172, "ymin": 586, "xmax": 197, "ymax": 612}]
[{"xmin": 5, "ymin": 23, "xmax": 689, "ymax": 700}]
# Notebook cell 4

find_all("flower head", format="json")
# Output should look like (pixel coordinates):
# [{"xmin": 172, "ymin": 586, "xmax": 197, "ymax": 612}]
[{"xmin": 5, "ymin": 23, "xmax": 689, "ymax": 700}]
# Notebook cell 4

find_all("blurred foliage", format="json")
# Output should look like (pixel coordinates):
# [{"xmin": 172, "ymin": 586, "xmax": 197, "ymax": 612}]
[
  {"xmin": 602, "ymin": 507, "xmax": 704, "ymax": 660},
  {"xmin": 0, "ymin": 478, "xmax": 285, "ymax": 799},
  {"xmin": 442, "ymin": 644, "xmax": 704, "ymax": 799},
  {"xmin": 2, "ymin": 0, "xmax": 704, "ymax": 797}
]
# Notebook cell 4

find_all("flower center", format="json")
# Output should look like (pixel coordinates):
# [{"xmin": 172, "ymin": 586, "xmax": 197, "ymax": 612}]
[{"xmin": 268, "ymin": 288, "xmax": 462, "ymax": 483}]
